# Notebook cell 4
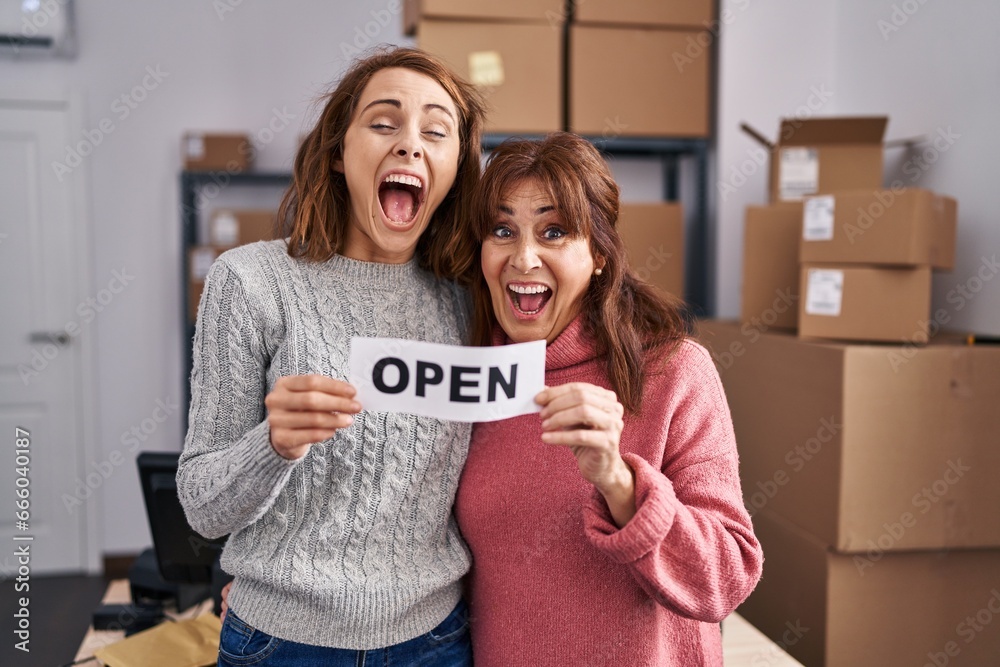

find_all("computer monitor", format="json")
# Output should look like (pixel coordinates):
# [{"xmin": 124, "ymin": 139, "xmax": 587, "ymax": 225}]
[{"xmin": 136, "ymin": 451, "xmax": 227, "ymax": 587}]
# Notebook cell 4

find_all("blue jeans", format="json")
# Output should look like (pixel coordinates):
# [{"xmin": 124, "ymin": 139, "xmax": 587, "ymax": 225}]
[{"xmin": 217, "ymin": 600, "xmax": 472, "ymax": 667}]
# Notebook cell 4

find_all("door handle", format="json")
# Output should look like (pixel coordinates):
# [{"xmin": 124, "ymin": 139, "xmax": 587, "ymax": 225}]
[{"xmin": 30, "ymin": 331, "xmax": 71, "ymax": 346}]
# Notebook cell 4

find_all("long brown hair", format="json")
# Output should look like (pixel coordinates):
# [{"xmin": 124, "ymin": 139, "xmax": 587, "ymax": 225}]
[
  {"xmin": 467, "ymin": 133, "xmax": 690, "ymax": 413},
  {"xmin": 280, "ymin": 47, "xmax": 486, "ymax": 279}
]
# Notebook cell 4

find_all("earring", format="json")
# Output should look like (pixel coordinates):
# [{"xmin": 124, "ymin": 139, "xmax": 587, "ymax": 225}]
[{"xmin": 594, "ymin": 268, "xmax": 603, "ymax": 276}]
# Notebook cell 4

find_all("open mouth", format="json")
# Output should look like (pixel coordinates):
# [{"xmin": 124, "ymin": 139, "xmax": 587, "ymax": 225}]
[
  {"xmin": 507, "ymin": 284, "xmax": 552, "ymax": 315},
  {"xmin": 377, "ymin": 173, "xmax": 424, "ymax": 225}
]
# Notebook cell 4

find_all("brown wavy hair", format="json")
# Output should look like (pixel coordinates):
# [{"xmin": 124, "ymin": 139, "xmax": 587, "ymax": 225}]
[
  {"xmin": 280, "ymin": 47, "xmax": 486, "ymax": 279},
  {"xmin": 467, "ymin": 133, "xmax": 690, "ymax": 413}
]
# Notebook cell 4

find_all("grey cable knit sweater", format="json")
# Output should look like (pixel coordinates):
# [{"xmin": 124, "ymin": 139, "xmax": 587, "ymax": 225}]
[{"xmin": 177, "ymin": 239, "xmax": 473, "ymax": 649}]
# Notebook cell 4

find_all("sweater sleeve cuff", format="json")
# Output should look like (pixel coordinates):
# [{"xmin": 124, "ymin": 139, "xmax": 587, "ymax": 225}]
[
  {"xmin": 229, "ymin": 420, "xmax": 302, "ymax": 485},
  {"xmin": 584, "ymin": 453, "xmax": 677, "ymax": 564}
]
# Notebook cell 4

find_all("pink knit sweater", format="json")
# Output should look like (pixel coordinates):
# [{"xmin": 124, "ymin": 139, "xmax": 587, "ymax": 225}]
[{"xmin": 454, "ymin": 316, "xmax": 763, "ymax": 666}]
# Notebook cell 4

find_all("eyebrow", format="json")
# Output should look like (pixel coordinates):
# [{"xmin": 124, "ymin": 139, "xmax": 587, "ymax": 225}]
[
  {"xmin": 361, "ymin": 99, "xmax": 456, "ymax": 121},
  {"xmin": 497, "ymin": 204, "xmax": 555, "ymax": 215}
]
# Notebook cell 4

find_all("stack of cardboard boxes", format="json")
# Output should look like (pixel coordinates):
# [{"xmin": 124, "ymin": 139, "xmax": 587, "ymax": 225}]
[
  {"xmin": 410, "ymin": 0, "xmax": 712, "ymax": 137},
  {"xmin": 740, "ymin": 116, "xmax": 958, "ymax": 343},
  {"xmin": 701, "ymin": 118, "xmax": 1000, "ymax": 665}
]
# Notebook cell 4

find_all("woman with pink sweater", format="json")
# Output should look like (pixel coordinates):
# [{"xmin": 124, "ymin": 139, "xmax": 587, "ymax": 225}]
[{"xmin": 454, "ymin": 132, "xmax": 764, "ymax": 666}]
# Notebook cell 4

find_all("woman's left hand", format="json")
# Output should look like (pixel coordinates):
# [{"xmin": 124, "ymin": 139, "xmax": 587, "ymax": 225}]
[{"xmin": 536, "ymin": 383, "xmax": 636, "ymax": 526}]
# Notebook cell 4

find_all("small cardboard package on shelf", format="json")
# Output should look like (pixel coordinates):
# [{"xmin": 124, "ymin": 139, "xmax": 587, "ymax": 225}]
[
  {"xmin": 617, "ymin": 203, "xmax": 685, "ymax": 299},
  {"xmin": 798, "ymin": 264, "xmax": 931, "ymax": 342},
  {"xmin": 800, "ymin": 187, "xmax": 957, "ymax": 269},
  {"xmin": 741, "ymin": 203, "xmax": 802, "ymax": 332},
  {"xmin": 182, "ymin": 133, "xmax": 252, "ymax": 172},
  {"xmin": 697, "ymin": 320, "xmax": 1000, "ymax": 552},
  {"xmin": 417, "ymin": 20, "xmax": 561, "ymax": 134},
  {"xmin": 207, "ymin": 209, "xmax": 278, "ymax": 248},
  {"xmin": 574, "ymin": 0, "xmax": 714, "ymax": 29},
  {"xmin": 568, "ymin": 25, "xmax": 710, "ymax": 138},
  {"xmin": 741, "ymin": 116, "xmax": 888, "ymax": 203}
]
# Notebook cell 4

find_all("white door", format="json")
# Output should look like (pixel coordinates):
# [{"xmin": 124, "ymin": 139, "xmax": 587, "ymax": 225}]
[{"xmin": 0, "ymin": 98, "xmax": 95, "ymax": 574}]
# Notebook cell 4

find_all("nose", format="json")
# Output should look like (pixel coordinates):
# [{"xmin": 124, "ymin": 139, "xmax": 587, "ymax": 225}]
[
  {"xmin": 510, "ymin": 236, "xmax": 542, "ymax": 273},
  {"xmin": 394, "ymin": 124, "xmax": 423, "ymax": 160}
]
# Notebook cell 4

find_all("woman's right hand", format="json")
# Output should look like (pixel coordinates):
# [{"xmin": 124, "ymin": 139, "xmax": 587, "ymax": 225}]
[{"xmin": 265, "ymin": 375, "xmax": 362, "ymax": 460}]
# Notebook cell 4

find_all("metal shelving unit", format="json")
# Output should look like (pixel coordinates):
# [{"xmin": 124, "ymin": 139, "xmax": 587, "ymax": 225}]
[
  {"xmin": 179, "ymin": 136, "xmax": 712, "ymax": 420},
  {"xmin": 179, "ymin": 170, "xmax": 292, "ymax": 421}
]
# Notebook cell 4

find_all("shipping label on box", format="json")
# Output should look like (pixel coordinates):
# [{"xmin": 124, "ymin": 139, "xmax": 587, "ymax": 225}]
[
  {"xmin": 804, "ymin": 268, "xmax": 843, "ymax": 316},
  {"xmin": 779, "ymin": 147, "xmax": 819, "ymax": 201},
  {"xmin": 185, "ymin": 135, "xmax": 206, "ymax": 160},
  {"xmin": 210, "ymin": 212, "xmax": 239, "ymax": 246},
  {"xmin": 802, "ymin": 195, "xmax": 835, "ymax": 241}
]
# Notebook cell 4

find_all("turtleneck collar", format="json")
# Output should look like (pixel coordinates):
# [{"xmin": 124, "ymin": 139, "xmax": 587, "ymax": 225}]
[{"xmin": 491, "ymin": 314, "xmax": 598, "ymax": 371}]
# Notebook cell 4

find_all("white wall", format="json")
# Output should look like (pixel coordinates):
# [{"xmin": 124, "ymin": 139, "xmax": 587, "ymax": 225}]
[
  {"xmin": 715, "ymin": 0, "xmax": 1000, "ymax": 336},
  {"xmin": 832, "ymin": 0, "xmax": 1000, "ymax": 336},
  {"xmin": 0, "ymin": 0, "xmax": 416, "ymax": 556}
]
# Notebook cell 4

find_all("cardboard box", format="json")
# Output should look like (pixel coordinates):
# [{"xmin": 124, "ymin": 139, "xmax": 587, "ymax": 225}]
[
  {"xmin": 208, "ymin": 209, "xmax": 277, "ymax": 247},
  {"xmin": 697, "ymin": 320, "xmax": 1000, "ymax": 552},
  {"xmin": 617, "ymin": 203, "xmax": 684, "ymax": 298},
  {"xmin": 798, "ymin": 264, "xmax": 931, "ymax": 342},
  {"xmin": 182, "ymin": 133, "xmax": 252, "ymax": 172},
  {"xmin": 741, "ymin": 509, "xmax": 1000, "ymax": 667},
  {"xmin": 574, "ymin": 0, "xmax": 714, "ymax": 29},
  {"xmin": 406, "ymin": 0, "xmax": 563, "ymax": 33},
  {"xmin": 569, "ymin": 25, "xmax": 710, "ymax": 138},
  {"xmin": 418, "ymin": 20, "xmax": 562, "ymax": 134},
  {"xmin": 743, "ymin": 117, "xmax": 887, "ymax": 203},
  {"xmin": 741, "ymin": 203, "xmax": 802, "ymax": 331},
  {"xmin": 800, "ymin": 188, "xmax": 957, "ymax": 270}
]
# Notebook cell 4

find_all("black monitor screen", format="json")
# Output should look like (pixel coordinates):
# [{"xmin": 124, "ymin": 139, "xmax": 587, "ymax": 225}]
[{"xmin": 137, "ymin": 452, "xmax": 227, "ymax": 584}]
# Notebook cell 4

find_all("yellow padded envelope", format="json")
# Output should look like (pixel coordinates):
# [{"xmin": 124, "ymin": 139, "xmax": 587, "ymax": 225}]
[{"xmin": 95, "ymin": 613, "xmax": 221, "ymax": 667}]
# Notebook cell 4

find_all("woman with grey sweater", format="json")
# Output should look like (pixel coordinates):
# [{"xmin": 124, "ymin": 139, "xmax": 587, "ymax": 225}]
[{"xmin": 176, "ymin": 48, "xmax": 486, "ymax": 666}]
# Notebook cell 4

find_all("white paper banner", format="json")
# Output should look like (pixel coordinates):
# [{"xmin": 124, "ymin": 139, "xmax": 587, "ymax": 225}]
[{"xmin": 349, "ymin": 337, "xmax": 546, "ymax": 422}]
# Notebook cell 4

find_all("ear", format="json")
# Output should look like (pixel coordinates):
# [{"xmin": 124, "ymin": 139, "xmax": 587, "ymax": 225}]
[
  {"xmin": 594, "ymin": 254, "xmax": 607, "ymax": 272},
  {"xmin": 332, "ymin": 158, "xmax": 344, "ymax": 174}
]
